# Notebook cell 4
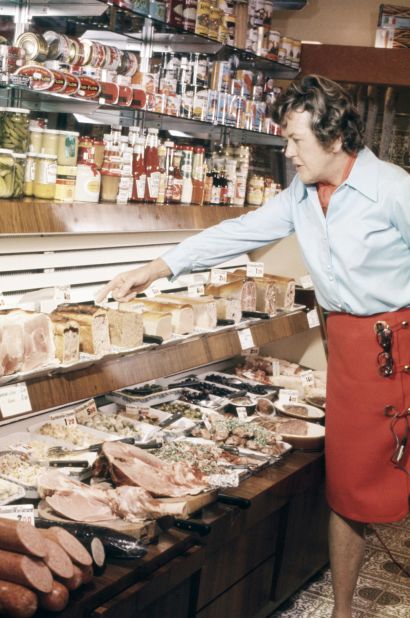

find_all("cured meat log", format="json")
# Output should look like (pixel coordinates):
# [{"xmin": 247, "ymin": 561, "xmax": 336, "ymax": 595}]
[
  {"xmin": 39, "ymin": 527, "xmax": 93, "ymax": 567},
  {"xmin": 52, "ymin": 304, "xmax": 111, "ymax": 356},
  {"xmin": 38, "ymin": 580, "xmax": 69, "ymax": 612},
  {"xmin": 119, "ymin": 305, "xmax": 173, "ymax": 341},
  {"xmin": 205, "ymin": 279, "xmax": 257, "ymax": 312},
  {"xmin": 0, "ymin": 519, "xmax": 47, "ymax": 558},
  {"xmin": 0, "ymin": 580, "xmax": 38, "ymax": 618},
  {"xmin": 229, "ymin": 269, "xmax": 295, "ymax": 310},
  {"xmin": 0, "ymin": 549, "xmax": 53, "ymax": 593},
  {"xmin": 0, "ymin": 310, "xmax": 56, "ymax": 377},
  {"xmin": 42, "ymin": 538, "xmax": 74, "ymax": 580},
  {"xmin": 50, "ymin": 316, "xmax": 80, "ymax": 364}
]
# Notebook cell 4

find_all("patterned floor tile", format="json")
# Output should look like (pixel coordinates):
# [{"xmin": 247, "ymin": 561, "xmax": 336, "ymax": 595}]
[
  {"xmin": 270, "ymin": 592, "xmax": 329, "ymax": 617},
  {"xmin": 367, "ymin": 524, "xmax": 410, "ymax": 556}
]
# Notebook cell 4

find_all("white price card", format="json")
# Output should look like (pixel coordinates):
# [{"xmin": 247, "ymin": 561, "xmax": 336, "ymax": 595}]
[
  {"xmin": 237, "ymin": 328, "xmax": 255, "ymax": 350},
  {"xmin": 188, "ymin": 284, "xmax": 205, "ymax": 297},
  {"xmin": 244, "ymin": 346, "xmax": 260, "ymax": 357},
  {"xmin": 300, "ymin": 274, "xmax": 314, "ymax": 289},
  {"xmin": 0, "ymin": 382, "xmax": 32, "ymax": 419},
  {"xmin": 271, "ymin": 359, "xmax": 280, "ymax": 377},
  {"xmin": 0, "ymin": 504, "xmax": 35, "ymax": 525},
  {"xmin": 278, "ymin": 389, "xmax": 299, "ymax": 404},
  {"xmin": 300, "ymin": 370, "xmax": 315, "ymax": 388},
  {"xmin": 246, "ymin": 262, "xmax": 264, "ymax": 278},
  {"xmin": 236, "ymin": 406, "xmax": 248, "ymax": 421},
  {"xmin": 145, "ymin": 285, "xmax": 161, "ymax": 297},
  {"xmin": 49, "ymin": 411, "xmax": 78, "ymax": 426},
  {"xmin": 210, "ymin": 269, "xmax": 228, "ymax": 285},
  {"xmin": 307, "ymin": 308, "xmax": 320, "ymax": 328}
]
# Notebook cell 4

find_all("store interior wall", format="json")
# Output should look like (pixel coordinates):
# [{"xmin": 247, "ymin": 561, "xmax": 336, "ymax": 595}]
[{"xmin": 272, "ymin": 0, "xmax": 410, "ymax": 46}]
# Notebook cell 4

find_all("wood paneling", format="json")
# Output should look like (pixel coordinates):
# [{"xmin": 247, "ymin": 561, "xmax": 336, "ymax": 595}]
[
  {"xmin": 197, "ymin": 511, "xmax": 280, "ymax": 609},
  {"xmin": 0, "ymin": 200, "xmax": 251, "ymax": 235},
  {"xmin": 23, "ymin": 310, "xmax": 309, "ymax": 414},
  {"xmin": 197, "ymin": 558, "xmax": 275, "ymax": 618},
  {"xmin": 301, "ymin": 44, "xmax": 410, "ymax": 86}
]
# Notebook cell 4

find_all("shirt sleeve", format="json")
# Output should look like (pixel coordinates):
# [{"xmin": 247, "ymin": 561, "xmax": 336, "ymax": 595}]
[
  {"xmin": 390, "ymin": 173, "xmax": 410, "ymax": 248},
  {"xmin": 161, "ymin": 183, "xmax": 296, "ymax": 277}
]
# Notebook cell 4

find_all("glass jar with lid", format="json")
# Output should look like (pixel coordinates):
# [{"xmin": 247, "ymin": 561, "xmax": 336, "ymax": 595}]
[
  {"xmin": 41, "ymin": 129, "xmax": 60, "ymax": 157},
  {"xmin": 12, "ymin": 153, "xmax": 26, "ymax": 198},
  {"xmin": 0, "ymin": 108, "xmax": 30, "ymax": 153},
  {"xmin": 246, "ymin": 174, "xmax": 264, "ymax": 206},
  {"xmin": 29, "ymin": 127, "xmax": 44, "ymax": 154},
  {"xmin": 0, "ymin": 148, "xmax": 15, "ymax": 198},
  {"xmin": 57, "ymin": 130, "xmax": 79, "ymax": 166},
  {"xmin": 34, "ymin": 153, "xmax": 57, "ymax": 199}
]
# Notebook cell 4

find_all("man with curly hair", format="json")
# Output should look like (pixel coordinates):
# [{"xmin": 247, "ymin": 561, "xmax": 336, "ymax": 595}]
[{"xmin": 97, "ymin": 75, "xmax": 410, "ymax": 618}]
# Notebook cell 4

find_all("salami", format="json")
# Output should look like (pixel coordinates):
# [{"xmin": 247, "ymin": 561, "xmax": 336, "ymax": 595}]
[
  {"xmin": 0, "ymin": 580, "xmax": 38, "ymax": 618},
  {"xmin": 40, "ymin": 527, "xmax": 92, "ymax": 567},
  {"xmin": 0, "ymin": 549, "xmax": 53, "ymax": 593},
  {"xmin": 38, "ymin": 580, "xmax": 69, "ymax": 612},
  {"xmin": 57, "ymin": 564, "xmax": 83, "ymax": 591},
  {"xmin": 43, "ymin": 537, "xmax": 74, "ymax": 579},
  {"xmin": 0, "ymin": 519, "xmax": 46, "ymax": 558}
]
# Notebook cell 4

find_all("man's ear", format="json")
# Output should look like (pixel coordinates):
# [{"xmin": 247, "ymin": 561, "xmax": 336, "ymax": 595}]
[{"xmin": 332, "ymin": 136, "xmax": 344, "ymax": 154}]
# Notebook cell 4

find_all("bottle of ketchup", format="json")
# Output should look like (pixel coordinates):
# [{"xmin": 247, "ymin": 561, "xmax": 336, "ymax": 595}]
[
  {"xmin": 144, "ymin": 128, "xmax": 160, "ymax": 203},
  {"xmin": 130, "ymin": 136, "xmax": 146, "ymax": 202}
]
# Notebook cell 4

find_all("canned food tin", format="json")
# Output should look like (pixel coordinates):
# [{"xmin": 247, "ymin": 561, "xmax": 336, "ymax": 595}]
[
  {"xmin": 280, "ymin": 36, "xmax": 293, "ymax": 66},
  {"xmin": 47, "ymin": 69, "xmax": 66, "ymax": 93},
  {"xmin": 14, "ymin": 64, "xmax": 54, "ymax": 91},
  {"xmin": 16, "ymin": 33, "xmax": 48, "ymax": 62},
  {"xmin": 291, "ymin": 39, "xmax": 301, "ymax": 69},
  {"xmin": 103, "ymin": 46, "xmax": 122, "ymax": 71},
  {"xmin": 267, "ymin": 30, "xmax": 280, "ymax": 61},
  {"xmin": 99, "ymin": 81, "xmax": 119, "ymax": 106},
  {"xmin": 81, "ymin": 40, "xmax": 93, "ymax": 67},
  {"xmin": 55, "ymin": 165, "xmax": 77, "ymax": 202},
  {"xmin": 89, "ymin": 42, "xmax": 106, "ymax": 69},
  {"xmin": 75, "ymin": 75, "xmax": 101, "ymax": 100},
  {"xmin": 43, "ymin": 31, "xmax": 71, "ymax": 62},
  {"xmin": 60, "ymin": 71, "xmax": 80, "ymax": 96},
  {"xmin": 118, "ymin": 51, "xmax": 139, "ymax": 77}
]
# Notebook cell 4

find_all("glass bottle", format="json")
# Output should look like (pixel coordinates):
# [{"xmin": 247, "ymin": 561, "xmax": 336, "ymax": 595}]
[
  {"xmin": 144, "ymin": 128, "xmax": 160, "ymax": 203},
  {"xmin": 170, "ymin": 150, "xmax": 183, "ymax": 204},
  {"xmin": 156, "ymin": 142, "xmax": 167, "ymax": 204},
  {"xmin": 191, "ymin": 146, "xmax": 205, "ymax": 205},
  {"xmin": 180, "ymin": 145, "xmax": 193, "ymax": 204},
  {"xmin": 164, "ymin": 140, "xmax": 175, "ymax": 204},
  {"xmin": 130, "ymin": 137, "xmax": 146, "ymax": 202}
]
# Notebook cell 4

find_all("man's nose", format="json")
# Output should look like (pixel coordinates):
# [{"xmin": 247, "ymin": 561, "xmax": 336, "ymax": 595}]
[{"xmin": 284, "ymin": 142, "xmax": 296, "ymax": 158}]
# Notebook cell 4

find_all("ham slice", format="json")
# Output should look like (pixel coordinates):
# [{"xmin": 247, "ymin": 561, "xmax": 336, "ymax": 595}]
[
  {"xmin": 99, "ymin": 441, "xmax": 208, "ymax": 497},
  {"xmin": 0, "ymin": 310, "xmax": 55, "ymax": 376},
  {"xmin": 46, "ymin": 492, "xmax": 117, "ymax": 523}
]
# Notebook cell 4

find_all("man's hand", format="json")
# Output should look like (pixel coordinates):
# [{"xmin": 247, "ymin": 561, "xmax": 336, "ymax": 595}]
[{"xmin": 95, "ymin": 258, "xmax": 172, "ymax": 303}]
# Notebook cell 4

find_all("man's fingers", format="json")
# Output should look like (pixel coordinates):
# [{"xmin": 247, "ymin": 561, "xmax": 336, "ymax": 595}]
[{"xmin": 94, "ymin": 282, "xmax": 114, "ymax": 303}]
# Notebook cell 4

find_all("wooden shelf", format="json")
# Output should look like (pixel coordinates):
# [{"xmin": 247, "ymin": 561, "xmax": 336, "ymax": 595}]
[
  {"xmin": 0, "ymin": 200, "xmax": 253, "ymax": 235},
  {"xmin": 301, "ymin": 43, "xmax": 410, "ymax": 87},
  {"xmin": 22, "ymin": 310, "xmax": 309, "ymax": 415}
]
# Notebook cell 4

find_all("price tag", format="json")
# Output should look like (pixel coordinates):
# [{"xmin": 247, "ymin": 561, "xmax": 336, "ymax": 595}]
[
  {"xmin": 188, "ymin": 284, "xmax": 205, "ymax": 297},
  {"xmin": 278, "ymin": 389, "xmax": 299, "ymax": 404},
  {"xmin": 0, "ymin": 504, "xmax": 34, "ymax": 525},
  {"xmin": 300, "ymin": 274, "xmax": 314, "ymax": 289},
  {"xmin": 300, "ymin": 370, "xmax": 315, "ymax": 388},
  {"xmin": 210, "ymin": 269, "xmax": 228, "ymax": 285},
  {"xmin": 49, "ymin": 411, "xmax": 78, "ymax": 426},
  {"xmin": 9, "ymin": 74, "xmax": 31, "ymax": 88},
  {"xmin": 0, "ymin": 383, "xmax": 31, "ymax": 418},
  {"xmin": 271, "ymin": 359, "xmax": 280, "ymax": 377},
  {"xmin": 244, "ymin": 346, "xmax": 260, "ymax": 356},
  {"xmin": 307, "ymin": 308, "xmax": 320, "ymax": 328},
  {"xmin": 145, "ymin": 285, "xmax": 161, "ymax": 297},
  {"xmin": 203, "ymin": 415, "xmax": 214, "ymax": 432},
  {"xmin": 246, "ymin": 262, "xmax": 264, "ymax": 278},
  {"xmin": 237, "ymin": 328, "xmax": 255, "ymax": 350},
  {"xmin": 236, "ymin": 406, "xmax": 248, "ymax": 421},
  {"xmin": 73, "ymin": 399, "xmax": 98, "ymax": 422}
]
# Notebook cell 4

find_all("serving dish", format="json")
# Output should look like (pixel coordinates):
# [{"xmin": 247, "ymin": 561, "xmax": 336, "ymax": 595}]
[{"xmin": 274, "ymin": 400, "xmax": 325, "ymax": 421}]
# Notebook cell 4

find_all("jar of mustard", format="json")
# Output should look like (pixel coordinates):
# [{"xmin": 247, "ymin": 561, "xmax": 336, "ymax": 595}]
[
  {"xmin": 24, "ymin": 153, "xmax": 39, "ymax": 196},
  {"xmin": 29, "ymin": 127, "xmax": 44, "ymax": 154},
  {"xmin": 34, "ymin": 153, "xmax": 57, "ymax": 199},
  {"xmin": 41, "ymin": 129, "xmax": 60, "ymax": 156}
]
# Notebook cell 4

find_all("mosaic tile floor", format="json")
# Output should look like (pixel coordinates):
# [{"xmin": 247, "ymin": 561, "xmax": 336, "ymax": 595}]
[{"xmin": 271, "ymin": 514, "xmax": 410, "ymax": 618}]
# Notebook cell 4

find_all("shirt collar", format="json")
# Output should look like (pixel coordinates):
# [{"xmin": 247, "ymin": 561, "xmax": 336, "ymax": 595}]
[{"xmin": 293, "ymin": 146, "xmax": 379, "ymax": 203}]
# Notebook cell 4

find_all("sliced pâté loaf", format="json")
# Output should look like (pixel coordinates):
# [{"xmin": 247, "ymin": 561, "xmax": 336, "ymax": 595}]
[
  {"xmin": 52, "ymin": 304, "xmax": 110, "ymax": 356},
  {"xmin": 215, "ymin": 297, "xmax": 242, "ymax": 324},
  {"xmin": 204, "ymin": 279, "xmax": 256, "ymax": 312},
  {"xmin": 107, "ymin": 309, "xmax": 143, "ymax": 348},
  {"xmin": 136, "ymin": 299, "xmax": 194, "ymax": 335},
  {"xmin": 156, "ymin": 294, "xmax": 217, "ymax": 329},
  {"xmin": 50, "ymin": 315, "xmax": 80, "ymax": 364}
]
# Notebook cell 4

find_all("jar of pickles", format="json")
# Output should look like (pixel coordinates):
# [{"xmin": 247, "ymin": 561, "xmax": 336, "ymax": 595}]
[
  {"xmin": 0, "ymin": 148, "xmax": 15, "ymax": 198},
  {"xmin": 12, "ymin": 153, "xmax": 26, "ymax": 198},
  {"xmin": 0, "ymin": 108, "xmax": 30, "ymax": 153},
  {"xmin": 33, "ymin": 153, "xmax": 57, "ymax": 199}
]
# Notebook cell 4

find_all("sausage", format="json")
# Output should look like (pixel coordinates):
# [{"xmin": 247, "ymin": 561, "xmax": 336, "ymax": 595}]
[
  {"xmin": 77, "ymin": 563, "xmax": 93, "ymax": 585},
  {"xmin": 0, "ymin": 549, "xmax": 53, "ymax": 593},
  {"xmin": 57, "ymin": 564, "xmax": 83, "ymax": 592},
  {"xmin": 0, "ymin": 519, "xmax": 46, "ymax": 558},
  {"xmin": 43, "ymin": 538, "xmax": 74, "ymax": 580},
  {"xmin": 40, "ymin": 527, "xmax": 92, "ymax": 567},
  {"xmin": 0, "ymin": 580, "xmax": 38, "ymax": 618},
  {"xmin": 38, "ymin": 580, "xmax": 69, "ymax": 613}
]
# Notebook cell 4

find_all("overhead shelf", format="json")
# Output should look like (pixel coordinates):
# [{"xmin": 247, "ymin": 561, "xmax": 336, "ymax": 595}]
[{"xmin": 300, "ymin": 43, "xmax": 410, "ymax": 87}]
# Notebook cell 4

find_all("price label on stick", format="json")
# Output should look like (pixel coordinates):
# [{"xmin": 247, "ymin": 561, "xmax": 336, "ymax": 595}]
[
  {"xmin": 210, "ymin": 269, "xmax": 227, "ymax": 285},
  {"xmin": 238, "ymin": 328, "xmax": 255, "ymax": 350},
  {"xmin": 300, "ymin": 274, "xmax": 314, "ymax": 289},
  {"xmin": 307, "ymin": 308, "xmax": 320, "ymax": 328},
  {"xmin": 145, "ymin": 285, "xmax": 161, "ymax": 297},
  {"xmin": 0, "ymin": 505, "xmax": 35, "ymax": 525},
  {"xmin": 236, "ymin": 406, "xmax": 248, "ymax": 421},
  {"xmin": 271, "ymin": 359, "xmax": 280, "ymax": 377},
  {"xmin": 188, "ymin": 284, "xmax": 205, "ymax": 297},
  {"xmin": 246, "ymin": 262, "xmax": 264, "ymax": 278},
  {"xmin": 49, "ymin": 411, "xmax": 78, "ymax": 426},
  {"xmin": 278, "ymin": 389, "xmax": 299, "ymax": 404},
  {"xmin": 300, "ymin": 370, "xmax": 314, "ymax": 388},
  {"xmin": 0, "ymin": 383, "xmax": 31, "ymax": 418}
]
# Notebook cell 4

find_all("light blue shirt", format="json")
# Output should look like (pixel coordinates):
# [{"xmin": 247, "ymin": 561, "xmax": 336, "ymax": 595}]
[{"xmin": 162, "ymin": 147, "xmax": 410, "ymax": 316}]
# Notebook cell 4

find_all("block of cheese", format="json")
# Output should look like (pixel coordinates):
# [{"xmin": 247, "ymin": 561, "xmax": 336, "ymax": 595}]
[
  {"xmin": 204, "ymin": 279, "xmax": 256, "ymax": 312},
  {"xmin": 142, "ymin": 310, "xmax": 173, "ymax": 340},
  {"xmin": 52, "ymin": 304, "xmax": 110, "ymax": 356},
  {"xmin": 107, "ymin": 309, "xmax": 143, "ymax": 349},
  {"xmin": 0, "ymin": 309, "xmax": 56, "ymax": 376},
  {"xmin": 230, "ymin": 269, "xmax": 294, "ymax": 310},
  {"xmin": 215, "ymin": 297, "xmax": 242, "ymax": 324},
  {"xmin": 135, "ymin": 299, "xmax": 194, "ymax": 335},
  {"xmin": 157, "ymin": 294, "xmax": 217, "ymax": 330},
  {"xmin": 50, "ymin": 316, "xmax": 80, "ymax": 364}
]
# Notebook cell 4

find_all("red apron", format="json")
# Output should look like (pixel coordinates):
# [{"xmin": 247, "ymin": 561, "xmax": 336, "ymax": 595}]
[{"xmin": 325, "ymin": 308, "xmax": 410, "ymax": 523}]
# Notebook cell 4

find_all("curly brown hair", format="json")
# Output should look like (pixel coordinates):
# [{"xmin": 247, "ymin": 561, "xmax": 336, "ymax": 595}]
[{"xmin": 273, "ymin": 74, "xmax": 365, "ymax": 154}]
